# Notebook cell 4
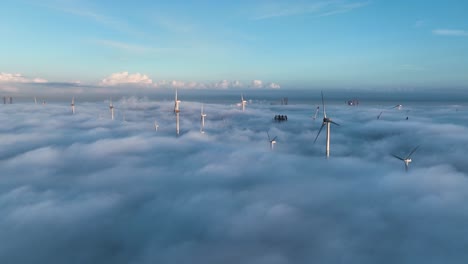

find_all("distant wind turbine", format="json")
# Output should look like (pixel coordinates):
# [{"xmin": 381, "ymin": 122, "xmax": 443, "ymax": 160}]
[
  {"xmin": 174, "ymin": 89, "xmax": 180, "ymax": 136},
  {"xmin": 34, "ymin": 97, "xmax": 37, "ymax": 105},
  {"xmin": 71, "ymin": 97, "xmax": 75, "ymax": 114},
  {"xmin": 240, "ymin": 94, "xmax": 247, "ymax": 111},
  {"xmin": 154, "ymin": 120, "xmax": 159, "ymax": 131},
  {"xmin": 314, "ymin": 91, "xmax": 340, "ymax": 158},
  {"xmin": 109, "ymin": 98, "xmax": 114, "ymax": 120},
  {"xmin": 392, "ymin": 145, "xmax": 419, "ymax": 172},
  {"xmin": 390, "ymin": 104, "xmax": 403, "ymax": 110},
  {"xmin": 200, "ymin": 104, "xmax": 207, "ymax": 133},
  {"xmin": 174, "ymin": 89, "xmax": 181, "ymax": 113},
  {"xmin": 267, "ymin": 131, "xmax": 277, "ymax": 150}
]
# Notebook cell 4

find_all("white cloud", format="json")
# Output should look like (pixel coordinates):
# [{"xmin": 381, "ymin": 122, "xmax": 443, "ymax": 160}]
[
  {"xmin": 100, "ymin": 72, "xmax": 153, "ymax": 86},
  {"xmin": 0, "ymin": 72, "xmax": 48, "ymax": 83},
  {"xmin": 250, "ymin": 80, "xmax": 281, "ymax": 89},
  {"xmin": 432, "ymin": 29, "xmax": 468, "ymax": 37},
  {"xmin": 268, "ymin": 82, "xmax": 281, "ymax": 89},
  {"xmin": 251, "ymin": 79, "xmax": 263, "ymax": 88}
]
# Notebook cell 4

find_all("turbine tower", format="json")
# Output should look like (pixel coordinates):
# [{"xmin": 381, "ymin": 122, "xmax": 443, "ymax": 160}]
[
  {"xmin": 200, "ymin": 104, "xmax": 207, "ymax": 133},
  {"xmin": 314, "ymin": 91, "xmax": 340, "ymax": 158},
  {"xmin": 109, "ymin": 98, "xmax": 114, "ymax": 120},
  {"xmin": 174, "ymin": 89, "xmax": 180, "ymax": 136},
  {"xmin": 267, "ymin": 131, "xmax": 277, "ymax": 150},
  {"xmin": 174, "ymin": 89, "xmax": 181, "ymax": 113},
  {"xmin": 392, "ymin": 145, "xmax": 419, "ymax": 172},
  {"xmin": 71, "ymin": 97, "xmax": 75, "ymax": 114},
  {"xmin": 240, "ymin": 94, "xmax": 247, "ymax": 111}
]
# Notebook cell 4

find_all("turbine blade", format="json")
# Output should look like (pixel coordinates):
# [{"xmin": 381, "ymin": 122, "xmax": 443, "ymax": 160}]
[
  {"xmin": 321, "ymin": 91, "xmax": 327, "ymax": 118},
  {"xmin": 272, "ymin": 136, "xmax": 277, "ymax": 141},
  {"xmin": 267, "ymin": 131, "xmax": 270, "ymax": 141},
  {"xmin": 377, "ymin": 111, "xmax": 383, "ymax": 119},
  {"xmin": 391, "ymin": 154, "xmax": 405, "ymax": 161},
  {"xmin": 330, "ymin": 121, "xmax": 340, "ymax": 126},
  {"xmin": 406, "ymin": 145, "xmax": 420, "ymax": 158},
  {"xmin": 314, "ymin": 123, "xmax": 325, "ymax": 143}
]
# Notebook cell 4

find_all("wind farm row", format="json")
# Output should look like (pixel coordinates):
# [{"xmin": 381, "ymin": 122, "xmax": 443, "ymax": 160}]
[{"xmin": 1, "ymin": 89, "xmax": 424, "ymax": 172}]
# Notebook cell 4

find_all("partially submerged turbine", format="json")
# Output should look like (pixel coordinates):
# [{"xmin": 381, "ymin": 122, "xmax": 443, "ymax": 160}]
[
  {"xmin": 392, "ymin": 145, "xmax": 419, "ymax": 172},
  {"xmin": 174, "ymin": 89, "xmax": 181, "ymax": 113},
  {"xmin": 240, "ymin": 94, "xmax": 247, "ymax": 111},
  {"xmin": 71, "ymin": 97, "xmax": 75, "ymax": 114},
  {"xmin": 314, "ymin": 91, "xmax": 340, "ymax": 158},
  {"xmin": 200, "ymin": 104, "xmax": 207, "ymax": 133},
  {"xmin": 267, "ymin": 131, "xmax": 277, "ymax": 150},
  {"xmin": 174, "ymin": 89, "xmax": 180, "ymax": 136},
  {"xmin": 154, "ymin": 120, "xmax": 159, "ymax": 131},
  {"xmin": 109, "ymin": 98, "xmax": 115, "ymax": 120}
]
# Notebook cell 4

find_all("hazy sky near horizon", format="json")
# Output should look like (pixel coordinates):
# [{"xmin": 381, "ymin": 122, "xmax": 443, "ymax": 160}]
[{"xmin": 1, "ymin": 0, "xmax": 468, "ymax": 89}]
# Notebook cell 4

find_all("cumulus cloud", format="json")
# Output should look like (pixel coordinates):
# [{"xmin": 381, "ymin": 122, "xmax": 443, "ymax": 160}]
[
  {"xmin": 1, "ymin": 94, "xmax": 468, "ymax": 263},
  {"xmin": 267, "ymin": 82, "xmax": 281, "ymax": 89},
  {"xmin": 0, "ymin": 72, "xmax": 48, "ymax": 83},
  {"xmin": 251, "ymin": 79, "xmax": 263, "ymax": 88},
  {"xmin": 250, "ymin": 80, "xmax": 281, "ymax": 89},
  {"xmin": 100, "ymin": 71, "xmax": 153, "ymax": 86}
]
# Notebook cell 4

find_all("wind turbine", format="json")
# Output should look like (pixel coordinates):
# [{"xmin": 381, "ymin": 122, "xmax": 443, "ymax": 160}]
[
  {"xmin": 34, "ymin": 97, "xmax": 37, "ymax": 105},
  {"xmin": 240, "ymin": 94, "xmax": 247, "ymax": 111},
  {"xmin": 267, "ymin": 131, "xmax": 277, "ymax": 150},
  {"xmin": 173, "ymin": 89, "xmax": 181, "ymax": 136},
  {"xmin": 174, "ymin": 89, "xmax": 181, "ymax": 113},
  {"xmin": 314, "ymin": 91, "xmax": 340, "ymax": 158},
  {"xmin": 109, "ymin": 98, "xmax": 114, "ymax": 120},
  {"xmin": 71, "ymin": 97, "xmax": 75, "ymax": 114},
  {"xmin": 154, "ymin": 120, "xmax": 159, "ymax": 131},
  {"xmin": 200, "ymin": 104, "xmax": 207, "ymax": 133},
  {"xmin": 313, "ymin": 106, "xmax": 320, "ymax": 120},
  {"xmin": 391, "ymin": 104, "xmax": 403, "ymax": 110},
  {"xmin": 392, "ymin": 145, "xmax": 419, "ymax": 172}
]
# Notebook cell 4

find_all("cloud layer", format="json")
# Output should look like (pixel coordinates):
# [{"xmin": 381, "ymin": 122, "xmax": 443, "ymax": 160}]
[
  {"xmin": 1, "ymin": 96, "xmax": 468, "ymax": 263},
  {"xmin": 0, "ymin": 72, "xmax": 48, "ymax": 83}
]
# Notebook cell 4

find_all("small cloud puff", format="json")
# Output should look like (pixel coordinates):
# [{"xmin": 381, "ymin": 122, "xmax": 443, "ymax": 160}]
[
  {"xmin": 100, "ymin": 72, "xmax": 153, "ymax": 86},
  {"xmin": 251, "ymin": 80, "xmax": 281, "ymax": 89}
]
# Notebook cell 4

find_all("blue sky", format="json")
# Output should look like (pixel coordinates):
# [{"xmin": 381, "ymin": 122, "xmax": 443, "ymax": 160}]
[{"xmin": 1, "ymin": 0, "xmax": 467, "ymax": 89}]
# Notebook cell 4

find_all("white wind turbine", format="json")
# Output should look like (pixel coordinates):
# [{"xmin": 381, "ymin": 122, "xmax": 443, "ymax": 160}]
[
  {"xmin": 174, "ymin": 89, "xmax": 181, "ymax": 113},
  {"xmin": 174, "ymin": 89, "xmax": 181, "ymax": 136},
  {"xmin": 109, "ymin": 98, "xmax": 115, "ymax": 120},
  {"xmin": 71, "ymin": 97, "xmax": 75, "ymax": 114},
  {"xmin": 240, "ymin": 94, "xmax": 247, "ymax": 111},
  {"xmin": 267, "ymin": 131, "xmax": 277, "ymax": 150},
  {"xmin": 200, "ymin": 104, "xmax": 207, "ymax": 133},
  {"xmin": 154, "ymin": 120, "xmax": 159, "ymax": 131},
  {"xmin": 392, "ymin": 145, "xmax": 419, "ymax": 172},
  {"xmin": 314, "ymin": 91, "xmax": 340, "ymax": 158}
]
